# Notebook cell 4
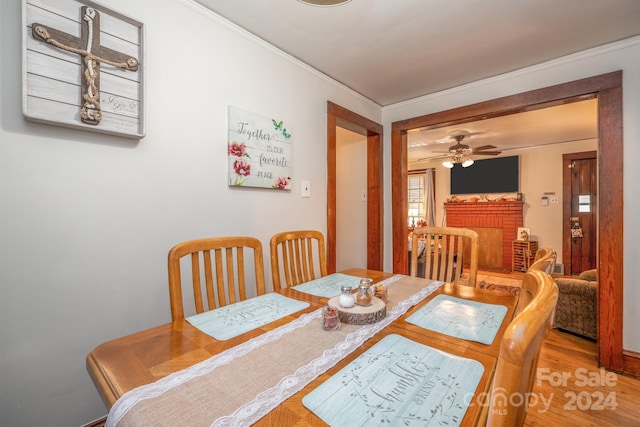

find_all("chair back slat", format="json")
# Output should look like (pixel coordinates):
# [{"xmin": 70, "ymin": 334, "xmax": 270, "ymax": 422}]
[
  {"xmin": 305, "ymin": 238, "xmax": 316, "ymax": 279},
  {"xmin": 167, "ymin": 237, "xmax": 265, "ymax": 321},
  {"xmin": 203, "ymin": 250, "xmax": 215, "ymax": 310},
  {"xmin": 410, "ymin": 226, "xmax": 479, "ymax": 287},
  {"xmin": 236, "ymin": 249, "xmax": 246, "ymax": 302},
  {"xmin": 191, "ymin": 252, "xmax": 205, "ymax": 314},
  {"xmin": 214, "ymin": 249, "xmax": 226, "ymax": 307},
  {"xmin": 270, "ymin": 230, "xmax": 327, "ymax": 289}
]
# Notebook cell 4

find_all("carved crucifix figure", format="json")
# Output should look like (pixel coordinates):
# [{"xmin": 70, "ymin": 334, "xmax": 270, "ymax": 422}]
[{"xmin": 32, "ymin": 6, "xmax": 139, "ymax": 125}]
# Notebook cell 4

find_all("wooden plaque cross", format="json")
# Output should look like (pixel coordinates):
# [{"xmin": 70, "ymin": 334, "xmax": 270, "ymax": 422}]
[{"xmin": 32, "ymin": 6, "xmax": 139, "ymax": 125}]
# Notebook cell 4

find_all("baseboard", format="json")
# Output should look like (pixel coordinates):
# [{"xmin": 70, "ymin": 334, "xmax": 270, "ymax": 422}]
[{"xmin": 623, "ymin": 350, "xmax": 640, "ymax": 379}]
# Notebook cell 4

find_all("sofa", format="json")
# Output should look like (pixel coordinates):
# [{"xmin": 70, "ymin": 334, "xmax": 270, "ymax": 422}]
[{"xmin": 553, "ymin": 269, "xmax": 597, "ymax": 340}]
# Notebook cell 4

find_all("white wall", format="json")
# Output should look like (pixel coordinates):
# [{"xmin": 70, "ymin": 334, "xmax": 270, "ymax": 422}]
[
  {"xmin": 382, "ymin": 38, "xmax": 640, "ymax": 353},
  {"xmin": 0, "ymin": 1, "xmax": 380, "ymax": 425},
  {"xmin": 336, "ymin": 127, "xmax": 368, "ymax": 271},
  {"xmin": 517, "ymin": 139, "xmax": 598, "ymax": 261}
]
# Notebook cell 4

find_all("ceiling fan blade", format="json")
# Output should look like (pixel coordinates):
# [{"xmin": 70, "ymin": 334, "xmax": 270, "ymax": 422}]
[
  {"xmin": 473, "ymin": 150, "xmax": 502, "ymax": 156},
  {"xmin": 414, "ymin": 153, "xmax": 450, "ymax": 161},
  {"xmin": 472, "ymin": 145, "xmax": 497, "ymax": 151}
]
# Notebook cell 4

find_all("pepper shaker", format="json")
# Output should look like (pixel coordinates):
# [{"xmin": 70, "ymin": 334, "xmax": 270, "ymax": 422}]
[{"xmin": 355, "ymin": 278, "xmax": 373, "ymax": 306}]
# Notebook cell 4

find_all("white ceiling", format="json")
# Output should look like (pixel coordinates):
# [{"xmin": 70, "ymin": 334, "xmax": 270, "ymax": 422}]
[
  {"xmin": 407, "ymin": 98, "xmax": 599, "ymax": 165},
  {"xmin": 194, "ymin": 0, "xmax": 640, "ymax": 106},
  {"xmin": 193, "ymin": 0, "xmax": 637, "ymax": 158}
]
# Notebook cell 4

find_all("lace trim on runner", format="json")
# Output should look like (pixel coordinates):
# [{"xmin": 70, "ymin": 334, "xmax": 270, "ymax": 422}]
[
  {"xmin": 106, "ymin": 275, "xmax": 427, "ymax": 427},
  {"xmin": 211, "ymin": 278, "xmax": 443, "ymax": 426}
]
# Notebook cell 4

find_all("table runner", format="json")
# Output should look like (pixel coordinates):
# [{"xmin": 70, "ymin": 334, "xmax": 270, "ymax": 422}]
[
  {"xmin": 302, "ymin": 333, "xmax": 484, "ymax": 426},
  {"xmin": 186, "ymin": 293, "xmax": 310, "ymax": 340},
  {"xmin": 291, "ymin": 272, "xmax": 363, "ymax": 298},
  {"xmin": 405, "ymin": 294, "xmax": 508, "ymax": 345},
  {"xmin": 107, "ymin": 275, "xmax": 443, "ymax": 427}
]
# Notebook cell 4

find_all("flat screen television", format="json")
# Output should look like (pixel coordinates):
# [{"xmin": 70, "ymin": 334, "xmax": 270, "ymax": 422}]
[{"xmin": 450, "ymin": 155, "xmax": 519, "ymax": 195}]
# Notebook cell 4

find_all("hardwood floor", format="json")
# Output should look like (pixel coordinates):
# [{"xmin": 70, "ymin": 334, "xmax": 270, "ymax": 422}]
[
  {"xmin": 525, "ymin": 329, "xmax": 640, "ymax": 426},
  {"xmin": 476, "ymin": 269, "xmax": 640, "ymax": 425}
]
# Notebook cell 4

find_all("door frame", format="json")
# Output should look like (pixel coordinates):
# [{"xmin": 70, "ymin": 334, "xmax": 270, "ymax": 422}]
[
  {"xmin": 562, "ymin": 151, "xmax": 598, "ymax": 276},
  {"xmin": 391, "ymin": 71, "xmax": 626, "ymax": 373},
  {"xmin": 327, "ymin": 101, "xmax": 383, "ymax": 273}
]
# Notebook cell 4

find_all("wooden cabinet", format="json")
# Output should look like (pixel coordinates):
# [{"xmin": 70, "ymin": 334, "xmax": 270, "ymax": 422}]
[{"xmin": 512, "ymin": 240, "xmax": 538, "ymax": 272}]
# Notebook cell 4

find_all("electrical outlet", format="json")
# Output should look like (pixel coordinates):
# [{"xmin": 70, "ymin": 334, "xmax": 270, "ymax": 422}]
[
  {"xmin": 361, "ymin": 190, "xmax": 367, "ymax": 202},
  {"xmin": 550, "ymin": 196, "xmax": 559, "ymax": 204},
  {"xmin": 301, "ymin": 180, "xmax": 311, "ymax": 198}
]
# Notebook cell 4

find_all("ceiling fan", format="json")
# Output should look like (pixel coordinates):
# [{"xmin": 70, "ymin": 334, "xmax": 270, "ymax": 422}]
[{"xmin": 418, "ymin": 134, "xmax": 502, "ymax": 168}]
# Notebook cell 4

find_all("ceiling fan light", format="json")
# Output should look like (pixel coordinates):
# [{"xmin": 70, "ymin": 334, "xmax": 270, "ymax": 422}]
[
  {"xmin": 442, "ymin": 160, "xmax": 454, "ymax": 169},
  {"xmin": 462, "ymin": 159, "xmax": 474, "ymax": 167}
]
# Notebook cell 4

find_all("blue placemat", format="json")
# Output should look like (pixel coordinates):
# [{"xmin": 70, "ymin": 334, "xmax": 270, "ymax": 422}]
[
  {"xmin": 291, "ymin": 273, "xmax": 363, "ymax": 298},
  {"xmin": 405, "ymin": 294, "xmax": 508, "ymax": 345},
  {"xmin": 302, "ymin": 334, "xmax": 484, "ymax": 426},
  {"xmin": 186, "ymin": 293, "xmax": 310, "ymax": 341}
]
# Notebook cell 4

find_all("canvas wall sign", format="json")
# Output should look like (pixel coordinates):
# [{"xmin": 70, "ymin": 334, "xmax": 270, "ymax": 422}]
[
  {"xmin": 22, "ymin": 0, "xmax": 144, "ymax": 138},
  {"xmin": 227, "ymin": 106, "xmax": 292, "ymax": 190}
]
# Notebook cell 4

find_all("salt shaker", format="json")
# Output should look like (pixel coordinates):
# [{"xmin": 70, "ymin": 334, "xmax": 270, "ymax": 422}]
[{"xmin": 339, "ymin": 285, "xmax": 355, "ymax": 308}]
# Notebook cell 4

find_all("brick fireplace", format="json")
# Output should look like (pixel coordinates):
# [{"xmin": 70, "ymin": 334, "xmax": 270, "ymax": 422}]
[{"xmin": 445, "ymin": 202, "xmax": 523, "ymax": 271}]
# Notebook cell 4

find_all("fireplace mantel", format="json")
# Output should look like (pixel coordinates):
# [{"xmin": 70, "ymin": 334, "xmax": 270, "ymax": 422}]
[{"xmin": 445, "ymin": 201, "xmax": 524, "ymax": 271}]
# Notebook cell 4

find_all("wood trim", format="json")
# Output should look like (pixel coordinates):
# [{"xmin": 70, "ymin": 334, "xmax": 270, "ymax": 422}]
[
  {"xmin": 327, "ymin": 102, "xmax": 384, "ymax": 273},
  {"xmin": 623, "ymin": 352, "xmax": 640, "ymax": 379},
  {"xmin": 391, "ymin": 71, "xmax": 624, "ymax": 372},
  {"xmin": 367, "ymin": 132, "xmax": 383, "ymax": 270},
  {"xmin": 597, "ymin": 82, "xmax": 624, "ymax": 371},
  {"xmin": 327, "ymin": 109, "xmax": 337, "ymax": 273},
  {"xmin": 391, "ymin": 125, "xmax": 409, "ymax": 274}
]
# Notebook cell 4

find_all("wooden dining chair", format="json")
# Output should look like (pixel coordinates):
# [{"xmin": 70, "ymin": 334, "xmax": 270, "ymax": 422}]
[
  {"xmin": 270, "ymin": 230, "xmax": 327, "ymax": 290},
  {"xmin": 410, "ymin": 226, "xmax": 479, "ymax": 287},
  {"xmin": 486, "ymin": 270, "xmax": 558, "ymax": 427},
  {"xmin": 167, "ymin": 236, "xmax": 266, "ymax": 321},
  {"xmin": 515, "ymin": 248, "xmax": 557, "ymax": 315},
  {"xmin": 530, "ymin": 247, "xmax": 557, "ymax": 274}
]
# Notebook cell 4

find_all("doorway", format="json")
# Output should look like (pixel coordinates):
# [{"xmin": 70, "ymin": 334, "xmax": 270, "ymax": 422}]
[
  {"xmin": 326, "ymin": 102, "xmax": 383, "ymax": 273},
  {"xmin": 563, "ymin": 151, "xmax": 598, "ymax": 276},
  {"xmin": 391, "ymin": 71, "xmax": 624, "ymax": 372}
]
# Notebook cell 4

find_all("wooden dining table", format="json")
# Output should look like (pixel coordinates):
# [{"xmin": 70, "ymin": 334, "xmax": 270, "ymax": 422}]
[{"xmin": 87, "ymin": 268, "xmax": 518, "ymax": 426}]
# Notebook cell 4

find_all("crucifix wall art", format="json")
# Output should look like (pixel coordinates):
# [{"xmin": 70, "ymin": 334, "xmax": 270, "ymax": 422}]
[{"xmin": 22, "ymin": 0, "xmax": 144, "ymax": 139}]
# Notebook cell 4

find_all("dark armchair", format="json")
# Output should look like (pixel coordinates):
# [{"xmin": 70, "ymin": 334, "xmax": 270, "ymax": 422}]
[{"xmin": 553, "ymin": 269, "xmax": 597, "ymax": 340}]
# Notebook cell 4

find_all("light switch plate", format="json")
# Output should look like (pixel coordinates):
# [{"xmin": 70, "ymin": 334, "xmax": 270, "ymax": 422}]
[{"xmin": 301, "ymin": 180, "xmax": 311, "ymax": 198}]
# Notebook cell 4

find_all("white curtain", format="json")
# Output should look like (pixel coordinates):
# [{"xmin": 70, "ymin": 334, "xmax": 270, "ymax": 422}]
[{"xmin": 424, "ymin": 169, "xmax": 436, "ymax": 226}]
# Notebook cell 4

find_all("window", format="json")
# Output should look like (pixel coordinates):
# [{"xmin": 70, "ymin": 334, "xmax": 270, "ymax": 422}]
[
  {"xmin": 408, "ymin": 169, "xmax": 436, "ymax": 228},
  {"xmin": 408, "ymin": 172, "xmax": 425, "ymax": 227}
]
